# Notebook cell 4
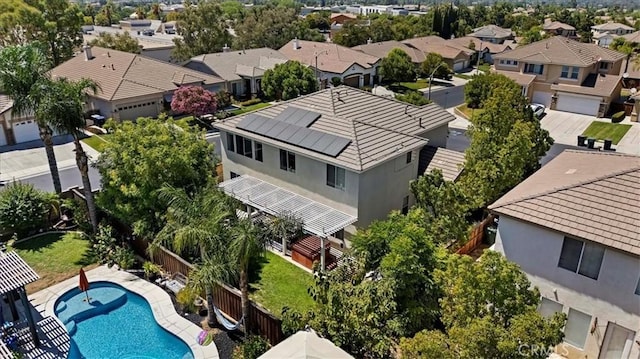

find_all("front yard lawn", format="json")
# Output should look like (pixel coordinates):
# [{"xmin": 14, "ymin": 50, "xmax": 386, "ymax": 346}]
[
  {"xmin": 581, "ymin": 121, "xmax": 632, "ymax": 145},
  {"xmin": 478, "ymin": 64, "xmax": 491, "ymax": 73},
  {"xmin": 82, "ymin": 134, "xmax": 112, "ymax": 152},
  {"xmin": 456, "ymin": 104, "xmax": 483, "ymax": 120},
  {"xmin": 250, "ymin": 251, "xmax": 315, "ymax": 317},
  {"xmin": 9, "ymin": 232, "xmax": 97, "ymax": 293},
  {"xmin": 230, "ymin": 102, "xmax": 271, "ymax": 116},
  {"xmin": 399, "ymin": 79, "xmax": 430, "ymax": 90}
]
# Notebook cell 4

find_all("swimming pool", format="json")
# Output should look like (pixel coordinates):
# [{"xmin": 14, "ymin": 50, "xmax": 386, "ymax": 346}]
[{"xmin": 55, "ymin": 281, "xmax": 194, "ymax": 359}]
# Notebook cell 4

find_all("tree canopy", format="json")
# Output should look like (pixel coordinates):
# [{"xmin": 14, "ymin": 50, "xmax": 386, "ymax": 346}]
[
  {"xmin": 379, "ymin": 48, "xmax": 416, "ymax": 83},
  {"xmin": 96, "ymin": 117, "xmax": 216, "ymax": 236},
  {"xmin": 420, "ymin": 52, "xmax": 452, "ymax": 79},
  {"xmin": 171, "ymin": 86, "xmax": 218, "ymax": 117},
  {"xmin": 171, "ymin": 0, "xmax": 232, "ymax": 61},
  {"xmin": 89, "ymin": 32, "xmax": 141, "ymax": 54},
  {"xmin": 261, "ymin": 61, "xmax": 317, "ymax": 101},
  {"xmin": 0, "ymin": 182, "xmax": 56, "ymax": 238}
]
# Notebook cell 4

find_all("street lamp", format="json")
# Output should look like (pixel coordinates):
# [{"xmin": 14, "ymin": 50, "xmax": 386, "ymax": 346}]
[
  {"xmin": 427, "ymin": 62, "xmax": 446, "ymax": 101},
  {"xmin": 314, "ymin": 50, "xmax": 328, "ymax": 89}
]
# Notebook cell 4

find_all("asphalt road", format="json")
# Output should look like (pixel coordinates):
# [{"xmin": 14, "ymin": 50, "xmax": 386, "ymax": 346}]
[
  {"xmin": 7, "ymin": 165, "xmax": 103, "ymax": 193},
  {"xmin": 427, "ymin": 85, "xmax": 465, "ymax": 109}
]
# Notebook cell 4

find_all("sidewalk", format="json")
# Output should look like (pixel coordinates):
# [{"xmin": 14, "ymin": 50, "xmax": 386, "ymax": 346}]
[{"xmin": 446, "ymin": 108, "xmax": 471, "ymax": 130}]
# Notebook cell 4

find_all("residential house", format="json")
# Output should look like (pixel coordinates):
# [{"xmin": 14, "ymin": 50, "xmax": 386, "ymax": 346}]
[
  {"xmin": 50, "ymin": 46, "xmax": 225, "ymax": 121},
  {"xmin": 449, "ymin": 36, "xmax": 514, "ymax": 64},
  {"xmin": 468, "ymin": 24, "xmax": 515, "ymax": 44},
  {"xmin": 352, "ymin": 40, "xmax": 426, "ymax": 75},
  {"xmin": 494, "ymin": 37, "xmax": 626, "ymax": 117},
  {"xmin": 182, "ymin": 47, "xmax": 289, "ymax": 99},
  {"xmin": 418, "ymin": 146, "xmax": 465, "ymax": 181},
  {"xmin": 543, "ymin": 20, "xmax": 578, "ymax": 39},
  {"xmin": 489, "ymin": 150, "xmax": 640, "ymax": 359},
  {"xmin": 402, "ymin": 36, "xmax": 473, "ymax": 72},
  {"xmin": 279, "ymin": 39, "xmax": 380, "ymax": 88},
  {"xmin": 591, "ymin": 22, "xmax": 635, "ymax": 47},
  {"xmin": 213, "ymin": 86, "xmax": 455, "ymax": 237}
]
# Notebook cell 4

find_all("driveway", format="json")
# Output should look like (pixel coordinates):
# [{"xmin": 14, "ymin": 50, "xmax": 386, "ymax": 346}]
[{"xmin": 540, "ymin": 109, "xmax": 640, "ymax": 155}]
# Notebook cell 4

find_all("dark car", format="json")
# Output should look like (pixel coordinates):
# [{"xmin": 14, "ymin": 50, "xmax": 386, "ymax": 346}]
[{"xmin": 142, "ymin": 29, "xmax": 154, "ymax": 36}]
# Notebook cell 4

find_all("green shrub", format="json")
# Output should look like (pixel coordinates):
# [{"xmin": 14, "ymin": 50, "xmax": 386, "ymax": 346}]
[
  {"xmin": 396, "ymin": 90, "xmax": 431, "ymax": 106},
  {"xmin": 239, "ymin": 98, "xmax": 262, "ymax": 107},
  {"xmin": 115, "ymin": 247, "xmax": 136, "ymax": 269},
  {"xmin": 232, "ymin": 335, "xmax": 270, "ymax": 359},
  {"xmin": 611, "ymin": 111, "xmax": 626, "ymax": 123},
  {"xmin": 331, "ymin": 77, "xmax": 343, "ymax": 87},
  {"xmin": 176, "ymin": 287, "xmax": 198, "ymax": 313},
  {"xmin": 143, "ymin": 261, "xmax": 163, "ymax": 279},
  {"xmin": 0, "ymin": 182, "xmax": 56, "ymax": 238},
  {"xmin": 216, "ymin": 90, "xmax": 232, "ymax": 109}
]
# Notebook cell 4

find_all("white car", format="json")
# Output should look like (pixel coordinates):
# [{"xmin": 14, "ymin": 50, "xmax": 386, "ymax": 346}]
[{"xmin": 529, "ymin": 103, "xmax": 546, "ymax": 118}]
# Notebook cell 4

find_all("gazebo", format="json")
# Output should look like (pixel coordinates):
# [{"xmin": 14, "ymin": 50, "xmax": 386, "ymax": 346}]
[{"xmin": 258, "ymin": 329, "xmax": 354, "ymax": 359}]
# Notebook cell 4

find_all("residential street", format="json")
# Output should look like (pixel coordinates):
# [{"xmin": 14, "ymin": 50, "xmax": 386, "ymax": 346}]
[{"xmin": 427, "ymin": 85, "xmax": 465, "ymax": 109}]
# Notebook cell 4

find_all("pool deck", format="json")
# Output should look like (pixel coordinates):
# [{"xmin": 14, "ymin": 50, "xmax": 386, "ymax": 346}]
[{"xmin": 30, "ymin": 265, "xmax": 220, "ymax": 359}]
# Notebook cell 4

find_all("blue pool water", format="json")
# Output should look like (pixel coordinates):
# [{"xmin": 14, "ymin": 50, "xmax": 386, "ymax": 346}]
[{"xmin": 55, "ymin": 281, "xmax": 194, "ymax": 359}]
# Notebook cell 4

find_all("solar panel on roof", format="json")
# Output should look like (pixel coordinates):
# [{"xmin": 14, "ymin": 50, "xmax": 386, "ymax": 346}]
[
  {"xmin": 236, "ymin": 114, "xmax": 350, "ymax": 158},
  {"xmin": 274, "ymin": 106, "xmax": 321, "ymax": 128}
]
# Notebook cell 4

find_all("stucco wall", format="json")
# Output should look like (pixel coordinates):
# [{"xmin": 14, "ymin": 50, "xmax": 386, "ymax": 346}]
[
  {"xmin": 494, "ymin": 215, "xmax": 640, "ymax": 359},
  {"xmin": 417, "ymin": 123, "xmax": 449, "ymax": 148}
]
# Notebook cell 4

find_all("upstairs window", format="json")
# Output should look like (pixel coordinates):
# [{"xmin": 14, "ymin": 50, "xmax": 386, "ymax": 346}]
[
  {"xmin": 558, "ymin": 237, "xmax": 605, "ymax": 280},
  {"xmin": 406, "ymin": 152, "xmax": 412, "ymax": 164},
  {"xmin": 561, "ymin": 66, "xmax": 580, "ymax": 79},
  {"xmin": 280, "ymin": 150, "xmax": 296, "ymax": 173},
  {"xmin": 525, "ymin": 63, "xmax": 544, "ymax": 75},
  {"xmin": 326, "ymin": 164, "xmax": 346, "ymax": 190},
  {"xmin": 255, "ymin": 142, "xmax": 263, "ymax": 162},
  {"xmin": 635, "ymin": 276, "xmax": 640, "ymax": 296},
  {"xmin": 561, "ymin": 66, "xmax": 570, "ymax": 78},
  {"xmin": 599, "ymin": 61, "xmax": 610, "ymax": 70},
  {"xmin": 227, "ymin": 133, "xmax": 235, "ymax": 152},
  {"xmin": 571, "ymin": 66, "xmax": 579, "ymax": 79}
]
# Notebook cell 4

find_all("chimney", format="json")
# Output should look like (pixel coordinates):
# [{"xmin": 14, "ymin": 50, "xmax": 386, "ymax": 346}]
[
  {"xmin": 83, "ymin": 44, "xmax": 93, "ymax": 61},
  {"xmin": 367, "ymin": 38, "xmax": 372, "ymax": 44},
  {"xmin": 223, "ymin": 44, "xmax": 230, "ymax": 52},
  {"xmin": 293, "ymin": 37, "xmax": 300, "ymax": 50}
]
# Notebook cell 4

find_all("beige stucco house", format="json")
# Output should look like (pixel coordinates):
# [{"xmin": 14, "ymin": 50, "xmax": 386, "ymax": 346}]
[
  {"xmin": 490, "ymin": 150, "xmax": 640, "ymax": 359},
  {"xmin": 468, "ymin": 24, "xmax": 515, "ymax": 44},
  {"xmin": 402, "ymin": 36, "xmax": 473, "ymax": 72},
  {"xmin": 214, "ymin": 86, "xmax": 456, "ymax": 239},
  {"xmin": 494, "ymin": 37, "xmax": 626, "ymax": 117},
  {"xmin": 591, "ymin": 22, "xmax": 635, "ymax": 47}
]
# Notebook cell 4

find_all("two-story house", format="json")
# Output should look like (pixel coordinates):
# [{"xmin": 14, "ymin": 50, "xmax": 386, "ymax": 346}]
[
  {"xmin": 591, "ymin": 22, "xmax": 635, "ymax": 47},
  {"xmin": 493, "ymin": 37, "xmax": 626, "ymax": 117},
  {"xmin": 543, "ymin": 20, "xmax": 578, "ymax": 39},
  {"xmin": 401, "ymin": 36, "xmax": 474, "ymax": 72},
  {"xmin": 182, "ymin": 47, "xmax": 289, "ymax": 99},
  {"xmin": 489, "ymin": 150, "xmax": 640, "ymax": 359},
  {"xmin": 214, "ymin": 86, "xmax": 455, "ymax": 240},
  {"xmin": 468, "ymin": 24, "xmax": 515, "ymax": 44},
  {"xmin": 279, "ymin": 39, "xmax": 380, "ymax": 88}
]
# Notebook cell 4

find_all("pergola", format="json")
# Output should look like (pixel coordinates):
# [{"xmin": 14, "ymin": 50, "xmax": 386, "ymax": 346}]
[
  {"xmin": 0, "ymin": 251, "xmax": 41, "ymax": 356},
  {"xmin": 219, "ymin": 175, "xmax": 357, "ymax": 270}
]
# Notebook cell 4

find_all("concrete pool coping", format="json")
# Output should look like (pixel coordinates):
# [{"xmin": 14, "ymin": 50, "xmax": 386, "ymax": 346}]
[{"xmin": 30, "ymin": 265, "xmax": 220, "ymax": 359}]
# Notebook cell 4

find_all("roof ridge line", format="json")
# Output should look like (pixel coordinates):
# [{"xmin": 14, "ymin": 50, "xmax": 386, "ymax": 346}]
[
  {"xmin": 349, "ymin": 116, "xmax": 365, "ymax": 171},
  {"xmin": 491, "ymin": 164, "xmax": 640, "ymax": 210}
]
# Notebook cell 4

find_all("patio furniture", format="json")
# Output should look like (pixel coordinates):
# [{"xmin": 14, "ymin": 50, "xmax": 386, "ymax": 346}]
[
  {"xmin": 587, "ymin": 138, "xmax": 596, "ymax": 149},
  {"xmin": 291, "ymin": 235, "xmax": 334, "ymax": 270},
  {"xmin": 603, "ymin": 139, "xmax": 613, "ymax": 151},
  {"xmin": 577, "ymin": 135, "xmax": 587, "ymax": 147},
  {"xmin": 165, "ymin": 273, "xmax": 187, "ymax": 295}
]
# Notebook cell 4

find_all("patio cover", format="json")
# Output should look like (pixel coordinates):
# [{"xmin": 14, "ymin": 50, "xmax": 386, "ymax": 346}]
[
  {"xmin": 219, "ymin": 175, "xmax": 357, "ymax": 237},
  {"xmin": 0, "ymin": 342, "xmax": 11, "ymax": 359},
  {"xmin": 0, "ymin": 251, "xmax": 39, "ymax": 295},
  {"xmin": 258, "ymin": 330, "xmax": 354, "ymax": 359}
]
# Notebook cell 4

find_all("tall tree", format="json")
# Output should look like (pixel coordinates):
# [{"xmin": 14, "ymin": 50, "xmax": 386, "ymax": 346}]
[
  {"xmin": 379, "ymin": 48, "xmax": 416, "ymax": 83},
  {"xmin": 89, "ymin": 32, "xmax": 141, "ymax": 53},
  {"xmin": 32, "ymin": 0, "xmax": 84, "ymax": 66},
  {"xmin": 0, "ymin": 0, "xmax": 41, "ymax": 46},
  {"xmin": 95, "ymin": 117, "xmax": 216, "ymax": 236},
  {"xmin": 35, "ymin": 77, "xmax": 100, "ymax": 232},
  {"xmin": 101, "ymin": 0, "xmax": 114, "ymax": 26},
  {"xmin": 172, "ymin": 0, "xmax": 232, "ymax": 61},
  {"xmin": 155, "ymin": 185, "xmax": 234, "ymax": 327},
  {"xmin": 331, "ymin": 20, "xmax": 370, "ymax": 47},
  {"xmin": 0, "ymin": 44, "xmax": 62, "ymax": 193},
  {"xmin": 420, "ymin": 52, "xmax": 452, "ymax": 79},
  {"xmin": 231, "ymin": 218, "xmax": 267, "ymax": 337},
  {"xmin": 261, "ymin": 61, "xmax": 317, "ymax": 101}
]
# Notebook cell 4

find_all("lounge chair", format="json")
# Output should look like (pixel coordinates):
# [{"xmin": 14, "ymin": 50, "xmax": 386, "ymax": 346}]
[{"xmin": 165, "ymin": 272, "xmax": 187, "ymax": 295}]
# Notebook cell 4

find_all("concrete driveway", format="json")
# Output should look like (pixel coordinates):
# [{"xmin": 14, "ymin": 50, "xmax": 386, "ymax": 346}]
[{"xmin": 540, "ymin": 110, "xmax": 640, "ymax": 155}]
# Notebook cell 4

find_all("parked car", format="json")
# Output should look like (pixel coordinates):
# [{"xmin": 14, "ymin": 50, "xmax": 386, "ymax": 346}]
[
  {"xmin": 529, "ymin": 103, "xmax": 545, "ymax": 118},
  {"xmin": 165, "ymin": 28, "xmax": 176, "ymax": 34},
  {"xmin": 142, "ymin": 29, "xmax": 155, "ymax": 36}
]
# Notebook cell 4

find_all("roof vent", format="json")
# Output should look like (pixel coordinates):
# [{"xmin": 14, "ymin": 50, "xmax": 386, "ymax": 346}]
[
  {"xmin": 83, "ymin": 44, "xmax": 93, "ymax": 61},
  {"xmin": 111, "ymin": 64, "xmax": 115, "ymax": 70},
  {"xmin": 565, "ymin": 169, "xmax": 577, "ymax": 174}
]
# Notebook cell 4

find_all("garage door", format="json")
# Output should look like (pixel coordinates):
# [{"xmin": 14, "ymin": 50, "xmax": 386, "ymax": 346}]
[
  {"xmin": 0, "ymin": 126, "xmax": 7, "ymax": 146},
  {"xmin": 453, "ymin": 61, "xmax": 466, "ymax": 72},
  {"xmin": 117, "ymin": 102, "xmax": 159, "ymax": 121},
  {"xmin": 556, "ymin": 93, "xmax": 601, "ymax": 116},
  {"xmin": 343, "ymin": 76, "xmax": 360, "ymax": 88},
  {"xmin": 13, "ymin": 119, "xmax": 40, "ymax": 143},
  {"xmin": 532, "ymin": 91, "xmax": 552, "ymax": 107}
]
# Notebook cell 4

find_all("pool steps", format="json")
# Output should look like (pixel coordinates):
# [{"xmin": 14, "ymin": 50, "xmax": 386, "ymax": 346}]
[{"xmin": 55, "ymin": 283, "xmax": 128, "ymax": 331}]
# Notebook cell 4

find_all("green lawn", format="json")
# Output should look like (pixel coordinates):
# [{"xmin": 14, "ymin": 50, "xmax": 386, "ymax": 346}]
[
  {"xmin": 399, "ymin": 79, "xmax": 430, "ymax": 90},
  {"xmin": 230, "ymin": 102, "xmax": 272, "ymax": 116},
  {"xmin": 478, "ymin": 64, "xmax": 491, "ymax": 73},
  {"xmin": 454, "ymin": 73, "xmax": 474, "ymax": 80},
  {"xmin": 456, "ymin": 104, "xmax": 483, "ymax": 120},
  {"xmin": 9, "ymin": 232, "xmax": 97, "ymax": 293},
  {"xmin": 250, "ymin": 251, "xmax": 315, "ymax": 317},
  {"xmin": 82, "ymin": 134, "xmax": 113, "ymax": 152},
  {"xmin": 581, "ymin": 121, "xmax": 632, "ymax": 145}
]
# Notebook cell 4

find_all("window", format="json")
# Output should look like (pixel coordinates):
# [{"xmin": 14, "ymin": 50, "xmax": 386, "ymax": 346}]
[
  {"xmin": 538, "ymin": 297, "xmax": 563, "ymax": 318},
  {"xmin": 406, "ymin": 151, "xmax": 412, "ymax": 164},
  {"xmin": 255, "ymin": 142, "xmax": 263, "ymax": 162},
  {"xmin": 243, "ymin": 137, "xmax": 252, "ymax": 158},
  {"xmin": 227, "ymin": 133, "xmax": 235, "ymax": 152},
  {"xmin": 558, "ymin": 237, "xmax": 605, "ymax": 280},
  {"xmin": 401, "ymin": 195, "xmax": 409, "ymax": 215},
  {"xmin": 235, "ymin": 135, "xmax": 244, "ymax": 155},
  {"xmin": 280, "ymin": 150, "xmax": 295, "ymax": 172},
  {"xmin": 635, "ymin": 276, "xmax": 640, "ymax": 295},
  {"xmin": 599, "ymin": 61, "xmax": 609, "ymax": 70},
  {"xmin": 571, "ymin": 66, "xmax": 579, "ymax": 79},
  {"xmin": 326, "ymin": 164, "xmax": 346, "ymax": 190},
  {"xmin": 235, "ymin": 135, "xmax": 253, "ymax": 158},
  {"xmin": 564, "ymin": 308, "xmax": 591, "ymax": 349},
  {"xmin": 561, "ymin": 65, "xmax": 570, "ymax": 78},
  {"xmin": 525, "ymin": 63, "xmax": 544, "ymax": 74}
]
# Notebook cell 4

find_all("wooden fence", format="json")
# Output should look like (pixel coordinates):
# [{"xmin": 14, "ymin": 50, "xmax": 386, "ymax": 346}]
[{"xmin": 456, "ymin": 214, "xmax": 496, "ymax": 256}]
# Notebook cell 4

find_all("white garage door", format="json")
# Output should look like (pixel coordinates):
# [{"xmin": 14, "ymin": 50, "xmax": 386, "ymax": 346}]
[
  {"xmin": 117, "ymin": 102, "xmax": 159, "ymax": 121},
  {"xmin": 556, "ymin": 93, "xmax": 601, "ymax": 116},
  {"xmin": 13, "ymin": 119, "xmax": 40, "ymax": 143},
  {"xmin": 532, "ymin": 91, "xmax": 552, "ymax": 107},
  {"xmin": 453, "ymin": 61, "xmax": 466, "ymax": 72},
  {"xmin": 0, "ymin": 126, "xmax": 7, "ymax": 146}
]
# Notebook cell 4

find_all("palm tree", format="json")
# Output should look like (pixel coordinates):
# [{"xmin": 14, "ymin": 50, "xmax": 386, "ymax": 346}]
[
  {"xmin": 151, "ymin": 3, "xmax": 161, "ymax": 20},
  {"xmin": 154, "ymin": 185, "xmax": 234, "ymax": 327},
  {"xmin": 85, "ymin": 4, "xmax": 96, "ymax": 25},
  {"xmin": 268, "ymin": 211, "xmax": 303, "ymax": 255},
  {"xmin": 102, "ymin": 1, "xmax": 114, "ymax": 26},
  {"xmin": 231, "ymin": 218, "xmax": 267, "ymax": 337},
  {"xmin": 35, "ymin": 77, "xmax": 100, "ymax": 232},
  {"xmin": 0, "ymin": 44, "xmax": 62, "ymax": 193}
]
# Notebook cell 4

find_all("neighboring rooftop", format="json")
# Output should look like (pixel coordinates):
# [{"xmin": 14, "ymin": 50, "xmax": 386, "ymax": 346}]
[
  {"xmin": 551, "ymin": 73, "xmax": 622, "ymax": 97},
  {"xmin": 591, "ymin": 22, "xmax": 635, "ymax": 31},
  {"xmin": 489, "ymin": 150, "xmax": 640, "ymax": 256},
  {"xmin": 50, "ymin": 47, "xmax": 224, "ymax": 102},
  {"xmin": 494, "ymin": 70, "xmax": 537, "ymax": 86},
  {"xmin": 494, "ymin": 36, "xmax": 626, "ymax": 66},
  {"xmin": 185, "ymin": 48, "xmax": 289, "ymax": 81},
  {"xmin": 418, "ymin": 146, "xmax": 465, "ymax": 181},
  {"xmin": 352, "ymin": 40, "xmax": 426, "ymax": 63},
  {"xmin": 543, "ymin": 21, "xmax": 576, "ymax": 31},
  {"xmin": 449, "ymin": 36, "xmax": 513, "ymax": 54},
  {"xmin": 214, "ymin": 86, "xmax": 454, "ymax": 172},
  {"xmin": 0, "ymin": 94, "xmax": 12, "ymax": 115},
  {"xmin": 468, "ymin": 24, "xmax": 514, "ymax": 39},
  {"xmin": 622, "ymin": 30, "xmax": 640, "ymax": 43},
  {"xmin": 403, "ymin": 36, "xmax": 473, "ymax": 59},
  {"xmin": 279, "ymin": 39, "xmax": 380, "ymax": 74}
]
